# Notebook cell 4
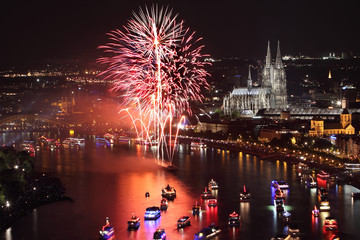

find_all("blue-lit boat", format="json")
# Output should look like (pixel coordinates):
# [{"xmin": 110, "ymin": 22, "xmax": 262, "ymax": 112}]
[
  {"xmin": 271, "ymin": 180, "xmax": 289, "ymax": 189},
  {"xmin": 194, "ymin": 223, "xmax": 221, "ymax": 239},
  {"xmin": 99, "ymin": 217, "xmax": 115, "ymax": 240},
  {"xmin": 144, "ymin": 206, "xmax": 161, "ymax": 220},
  {"xmin": 153, "ymin": 228, "xmax": 166, "ymax": 240}
]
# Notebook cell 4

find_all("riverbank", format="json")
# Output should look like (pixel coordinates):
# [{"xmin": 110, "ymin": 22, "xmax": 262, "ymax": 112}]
[
  {"xmin": 203, "ymin": 139, "xmax": 360, "ymax": 191},
  {"xmin": 0, "ymin": 172, "xmax": 72, "ymax": 231}
]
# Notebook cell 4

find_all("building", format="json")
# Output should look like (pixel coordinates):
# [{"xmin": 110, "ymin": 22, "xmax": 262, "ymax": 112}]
[
  {"xmin": 223, "ymin": 41, "xmax": 288, "ymax": 117},
  {"xmin": 309, "ymin": 108, "xmax": 355, "ymax": 137}
]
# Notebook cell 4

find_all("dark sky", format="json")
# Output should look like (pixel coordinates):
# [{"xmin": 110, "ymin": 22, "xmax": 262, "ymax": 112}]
[{"xmin": 1, "ymin": 0, "xmax": 359, "ymax": 67}]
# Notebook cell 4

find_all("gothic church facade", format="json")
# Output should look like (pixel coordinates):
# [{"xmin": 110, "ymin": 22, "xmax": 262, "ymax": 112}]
[{"xmin": 223, "ymin": 41, "xmax": 288, "ymax": 116}]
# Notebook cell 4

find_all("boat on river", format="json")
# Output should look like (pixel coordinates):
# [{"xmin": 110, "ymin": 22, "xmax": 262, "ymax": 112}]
[
  {"xmin": 99, "ymin": 217, "xmax": 115, "ymax": 240},
  {"xmin": 161, "ymin": 185, "xmax": 176, "ymax": 200},
  {"xmin": 127, "ymin": 213, "xmax": 140, "ymax": 230},
  {"xmin": 240, "ymin": 185, "xmax": 251, "ymax": 202}
]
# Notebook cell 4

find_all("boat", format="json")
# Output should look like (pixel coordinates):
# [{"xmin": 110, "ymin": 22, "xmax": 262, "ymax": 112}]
[
  {"xmin": 288, "ymin": 223, "xmax": 300, "ymax": 237},
  {"xmin": 160, "ymin": 198, "xmax": 168, "ymax": 210},
  {"xmin": 323, "ymin": 217, "xmax": 338, "ymax": 233},
  {"xmin": 153, "ymin": 228, "xmax": 166, "ymax": 240},
  {"xmin": 207, "ymin": 198, "xmax": 217, "ymax": 207},
  {"xmin": 319, "ymin": 201, "xmax": 330, "ymax": 211},
  {"xmin": 145, "ymin": 192, "xmax": 150, "ymax": 198},
  {"xmin": 127, "ymin": 213, "xmax": 140, "ymax": 230},
  {"xmin": 318, "ymin": 187, "xmax": 328, "ymax": 200},
  {"xmin": 161, "ymin": 185, "xmax": 176, "ymax": 200},
  {"xmin": 144, "ymin": 206, "xmax": 161, "ymax": 220},
  {"xmin": 208, "ymin": 179, "xmax": 219, "ymax": 190},
  {"xmin": 201, "ymin": 187, "xmax": 212, "ymax": 199},
  {"xmin": 166, "ymin": 163, "xmax": 178, "ymax": 171},
  {"xmin": 282, "ymin": 211, "xmax": 291, "ymax": 224},
  {"xmin": 240, "ymin": 185, "xmax": 251, "ymax": 202},
  {"xmin": 194, "ymin": 223, "xmax": 221, "ymax": 239},
  {"xmin": 192, "ymin": 201, "xmax": 201, "ymax": 215},
  {"xmin": 317, "ymin": 170, "xmax": 330, "ymax": 180},
  {"xmin": 99, "ymin": 217, "xmax": 115, "ymax": 240},
  {"xmin": 312, "ymin": 205, "xmax": 319, "ymax": 217},
  {"xmin": 274, "ymin": 188, "xmax": 285, "ymax": 200},
  {"xmin": 95, "ymin": 138, "xmax": 110, "ymax": 145},
  {"xmin": 191, "ymin": 141, "xmax": 207, "ymax": 149},
  {"xmin": 296, "ymin": 162, "xmax": 310, "ymax": 173},
  {"xmin": 274, "ymin": 199, "xmax": 284, "ymax": 212},
  {"xmin": 228, "ymin": 211, "xmax": 240, "ymax": 226},
  {"xmin": 307, "ymin": 175, "xmax": 317, "ymax": 188},
  {"xmin": 177, "ymin": 216, "xmax": 191, "ymax": 228},
  {"xmin": 271, "ymin": 180, "xmax": 289, "ymax": 189}
]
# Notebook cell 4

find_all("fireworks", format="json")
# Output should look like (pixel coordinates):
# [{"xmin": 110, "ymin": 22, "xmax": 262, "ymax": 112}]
[{"xmin": 98, "ymin": 5, "xmax": 210, "ymax": 161}]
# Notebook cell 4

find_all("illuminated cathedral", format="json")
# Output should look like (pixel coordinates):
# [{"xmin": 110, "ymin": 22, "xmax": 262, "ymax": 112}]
[{"xmin": 223, "ymin": 41, "xmax": 288, "ymax": 116}]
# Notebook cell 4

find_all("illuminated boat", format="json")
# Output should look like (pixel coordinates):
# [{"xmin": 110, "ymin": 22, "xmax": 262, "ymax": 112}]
[
  {"xmin": 317, "ymin": 170, "xmax": 330, "ymax": 180},
  {"xmin": 127, "ymin": 213, "xmax": 140, "ymax": 230},
  {"xmin": 228, "ymin": 211, "xmax": 240, "ymax": 227},
  {"xmin": 282, "ymin": 211, "xmax": 291, "ymax": 224},
  {"xmin": 312, "ymin": 205, "xmax": 319, "ymax": 217},
  {"xmin": 177, "ymin": 216, "xmax": 191, "ymax": 228},
  {"xmin": 99, "ymin": 217, "xmax": 115, "ymax": 240},
  {"xmin": 153, "ymin": 228, "xmax": 166, "ymax": 240},
  {"xmin": 191, "ymin": 141, "xmax": 207, "ymax": 148},
  {"xmin": 274, "ymin": 199, "xmax": 284, "ymax": 212},
  {"xmin": 271, "ymin": 180, "xmax": 289, "ymax": 189},
  {"xmin": 288, "ymin": 223, "xmax": 300, "ymax": 237},
  {"xmin": 240, "ymin": 185, "xmax": 251, "ymax": 202},
  {"xmin": 274, "ymin": 188, "xmax": 285, "ymax": 200},
  {"xmin": 192, "ymin": 201, "xmax": 201, "ymax": 215},
  {"xmin": 194, "ymin": 223, "xmax": 221, "ymax": 240},
  {"xmin": 296, "ymin": 162, "xmax": 309, "ymax": 173},
  {"xmin": 95, "ymin": 138, "xmax": 110, "ymax": 145},
  {"xmin": 201, "ymin": 187, "xmax": 212, "ymax": 199},
  {"xmin": 323, "ymin": 217, "xmax": 338, "ymax": 233},
  {"xmin": 161, "ymin": 185, "xmax": 176, "ymax": 200},
  {"xmin": 160, "ymin": 198, "xmax": 168, "ymax": 210},
  {"xmin": 318, "ymin": 187, "xmax": 328, "ymax": 200},
  {"xmin": 319, "ymin": 201, "xmax": 330, "ymax": 211},
  {"xmin": 166, "ymin": 163, "xmax": 178, "ymax": 171},
  {"xmin": 144, "ymin": 206, "xmax": 161, "ymax": 220},
  {"xmin": 207, "ymin": 198, "xmax": 217, "ymax": 207},
  {"xmin": 208, "ymin": 179, "xmax": 219, "ymax": 190},
  {"xmin": 307, "ymin": 176, "xmax": 317, "ymax": 188}
]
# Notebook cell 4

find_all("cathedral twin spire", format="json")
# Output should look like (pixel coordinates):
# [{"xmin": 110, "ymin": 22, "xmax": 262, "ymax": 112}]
[{"xmin": 265, "ymin": 40, "xmax": 283, "ymax": 68}]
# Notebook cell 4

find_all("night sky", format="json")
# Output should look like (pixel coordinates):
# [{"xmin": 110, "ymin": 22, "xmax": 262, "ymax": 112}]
[{"xmin": 1, "ymin": 0, "xmax": 359, "ymax": 67}]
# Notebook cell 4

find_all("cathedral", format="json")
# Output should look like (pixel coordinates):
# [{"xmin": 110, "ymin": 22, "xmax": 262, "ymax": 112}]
[{"xmin": 223, "ymin": 41, "xmax": 288, "ymax": 116}]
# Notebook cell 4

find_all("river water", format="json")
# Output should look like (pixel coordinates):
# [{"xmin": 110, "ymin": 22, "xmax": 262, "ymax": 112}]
[{"xmin": 1, "ymin": 132, "xmax": 360, "ymax": 240}]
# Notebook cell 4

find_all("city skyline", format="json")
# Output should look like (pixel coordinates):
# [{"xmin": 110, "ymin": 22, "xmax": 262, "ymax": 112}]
[{"xmin": 1, "ymin": 0, "xmax": 360, "ymax": 67}]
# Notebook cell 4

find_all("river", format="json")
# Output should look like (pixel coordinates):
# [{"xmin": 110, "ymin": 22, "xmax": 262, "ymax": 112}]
[{"xmin": 1, "ymin": 132, "xmax": 360, "ymax": 240}]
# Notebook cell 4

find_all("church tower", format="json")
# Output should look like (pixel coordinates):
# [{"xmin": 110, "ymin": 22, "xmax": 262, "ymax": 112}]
[
  {"xmin": 273, "ymin": 41, "xmax": 288, "ymax": 109},
  {"xmin": 262, "ymin": 41, "xmax": 273, "ymax": 88},
  {"xmin": 340, "ymin": 108, "xmax": 351, "ymax": 128},
  {"xmin": 247, "ymin": 65, "xmax": 252, "ymax": 91}
]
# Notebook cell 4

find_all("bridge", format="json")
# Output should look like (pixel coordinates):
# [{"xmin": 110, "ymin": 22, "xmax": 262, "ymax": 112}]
[{"xmin": 0, "ymin": 114, "xmax": 71, "ymax": 128}]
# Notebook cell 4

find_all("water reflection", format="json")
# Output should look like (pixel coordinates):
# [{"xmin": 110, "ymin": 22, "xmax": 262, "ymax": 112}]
[{"xmin": 1, "ymin": 133, "xmax": 360, "ymax": 239}]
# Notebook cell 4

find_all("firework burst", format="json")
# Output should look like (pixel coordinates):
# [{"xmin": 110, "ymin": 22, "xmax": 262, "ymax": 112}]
[{"xmin": 98, "ymin": 5, "xmax": 210, "ymax": 161}]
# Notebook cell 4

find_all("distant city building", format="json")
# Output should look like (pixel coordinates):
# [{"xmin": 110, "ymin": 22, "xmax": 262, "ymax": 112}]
[
  {"xmin": 223, "ymin": 41, "xmax": 288, "ymax": 117},
  {"xmin": 309, "ymin": 108, "xmax": 355, "ymax": 137}
]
